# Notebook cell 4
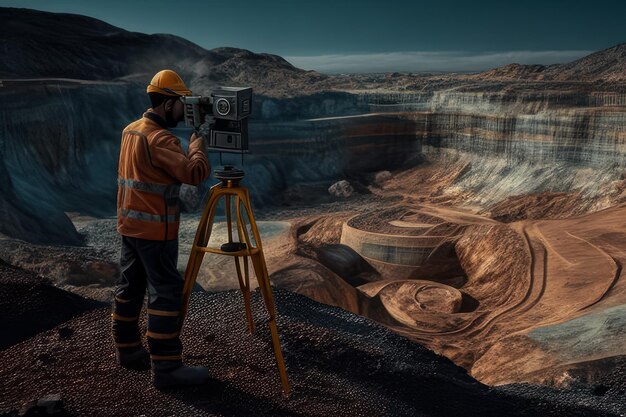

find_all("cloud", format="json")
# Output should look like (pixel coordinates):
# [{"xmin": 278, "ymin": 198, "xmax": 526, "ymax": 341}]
[{"xmin": 283, "ymin": 50, "xmax": 593, "ymax": 74}]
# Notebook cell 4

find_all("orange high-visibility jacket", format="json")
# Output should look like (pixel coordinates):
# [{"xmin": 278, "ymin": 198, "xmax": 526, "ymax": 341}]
[{"xmin": 117, "ymin": 111, "xmax": 211, "ymax": 241}]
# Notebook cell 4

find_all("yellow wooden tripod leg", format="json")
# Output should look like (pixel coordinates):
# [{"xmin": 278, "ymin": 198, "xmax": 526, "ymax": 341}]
[
  {"xmin": 179, "ymin": 185, "xmax": 221, "ymax": 331},
  {"xmin": 233, "ymin": 193, "xmax": 255, "ymax": 334},
  {"xmin": 233, "ymin": 255, "xmax": 255, "ymax": 333},
  {"xmin": 242, "ymin": 193, "xmax": 291, "ymax": 395},
  {"xmin": 249, "ymin": 252, "xmax": 291, "ymax": 395},
  {"xmin": 226, "ymin": 192, "xmax": 254, "ymax": 333},
  {"xmin": 179, "ymin": 180, "xmax": 291, "ymax": 395}
]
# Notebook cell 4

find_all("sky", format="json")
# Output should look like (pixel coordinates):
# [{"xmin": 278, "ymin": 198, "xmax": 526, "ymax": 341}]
[{"xmin": 2, "ymin": 0, "xmax": 626, "ymax": 73}]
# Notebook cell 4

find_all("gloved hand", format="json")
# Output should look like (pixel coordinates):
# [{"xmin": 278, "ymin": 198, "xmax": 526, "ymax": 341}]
[
  {"xmin": 190, "ymin": 131, "xmax": 201, "ymax": 142},
  {"xmin": 190, "ymin": 131, "xmax": 207, "ymax": 152},
  {"xmin": 193, "ymin": 120, "xmax": 212, "ymax": 140}
]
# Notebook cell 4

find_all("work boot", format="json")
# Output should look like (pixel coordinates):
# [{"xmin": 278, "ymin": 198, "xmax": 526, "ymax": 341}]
[
  {"xmin": 152, "ymin": 360, "xmax": 211, "ymax": 389},
  {"xmin": 116, "ymin": 345, "xmax": 151, "ymax": 371}
]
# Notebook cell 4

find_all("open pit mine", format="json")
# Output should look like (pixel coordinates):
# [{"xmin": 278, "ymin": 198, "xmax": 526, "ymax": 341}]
[{"xmin": 1, "ymin": 7, "xmax": 626, "ymax": 416}]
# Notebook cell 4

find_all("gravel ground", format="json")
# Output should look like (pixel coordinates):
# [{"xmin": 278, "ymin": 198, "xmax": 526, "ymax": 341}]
[
  {"xmin": 0, "ymin": 261, "xmax": 104, "ymax": 350},
  {"xmin": 1, "ymin": 266, "xmax": 625, "ymax": 416},
  {"xmin": 0, "ymin": 191, "xmax": 396, "ymax": 295},
  {"xmin": 255, "ymin": 192, "xmax": 403, "ymax": 222}
]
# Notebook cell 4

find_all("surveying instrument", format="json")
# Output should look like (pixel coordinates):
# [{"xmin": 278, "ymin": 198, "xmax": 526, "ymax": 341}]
[{"xmin": 178, "ymin": 87, "xmax": 291, "ymax": 395}]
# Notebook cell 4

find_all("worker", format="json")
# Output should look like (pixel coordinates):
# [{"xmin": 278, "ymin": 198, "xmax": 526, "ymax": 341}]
[{"xmin": 111, "ymin": 69, "xmax": 211, "ymax": 389}]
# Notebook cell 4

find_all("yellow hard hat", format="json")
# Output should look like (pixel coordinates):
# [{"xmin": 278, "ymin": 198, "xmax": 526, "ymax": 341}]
[{"xmin": 146, "ymin": 69, "xmax": 192, "ymax": 96}]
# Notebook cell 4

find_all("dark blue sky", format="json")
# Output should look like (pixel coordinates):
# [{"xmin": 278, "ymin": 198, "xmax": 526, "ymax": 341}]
[{"xmin": 3, "ymin": 0, "xmax": 626, "ymax": 72}]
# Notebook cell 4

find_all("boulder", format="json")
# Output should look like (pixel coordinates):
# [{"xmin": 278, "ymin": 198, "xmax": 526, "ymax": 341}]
[
  {"xmin": 328, "ymin": 180, "xmax": 354, "ymax": 198},
  {"xmin": 179, "ymin": 184, "xmax": 204, "ymax": 212},
  {"xmin": 374, "ymin": 170, "xmax": 392, "ymax": 185}
]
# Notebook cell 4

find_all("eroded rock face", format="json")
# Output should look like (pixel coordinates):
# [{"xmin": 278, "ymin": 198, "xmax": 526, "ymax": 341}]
[
  {"xmin": 5, "ymin": 9, "xmax": 626, "ymax": 248},
  {"xmin": 270, "ymin": 256, "xmax": 362, "ymax": 313},
  {"xmin": 355, "ymin": 90, "xmax": 626, "ymax": 214},
  {"xmin": 0, "ymin": 154, "xmax": 82, "ymax": 245},
  {"xmin": 0, "ymin": 82, "xmax": 146, "ymax": 219}
]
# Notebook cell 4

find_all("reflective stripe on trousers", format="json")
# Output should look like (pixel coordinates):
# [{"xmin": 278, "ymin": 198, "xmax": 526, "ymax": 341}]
[{"xmin": 113, "ymin": 236, "xmax": 184, "ymax": 360}]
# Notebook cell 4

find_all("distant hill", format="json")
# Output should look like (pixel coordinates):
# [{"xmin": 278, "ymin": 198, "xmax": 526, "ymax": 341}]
[
  {"xmin": 3, "ymin": 7, "xmax": 626, "ymax": 90},
  {"xmin": 0, "ymin": 7, "xmax": 330, "ymax": 96},
  {"xmin": 473, "ymin": 43, "xmax": 626, "ymax": 82}
]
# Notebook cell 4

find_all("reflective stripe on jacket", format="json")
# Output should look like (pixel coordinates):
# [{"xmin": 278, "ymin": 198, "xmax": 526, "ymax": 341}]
[{"xmin": 117, "ymin": 111, "xmax": 211, "ymax": 241}]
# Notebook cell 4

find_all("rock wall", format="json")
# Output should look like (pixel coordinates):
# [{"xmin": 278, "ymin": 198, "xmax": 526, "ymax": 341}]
[
  {"xmin": 2, "ymin": 79, "xmax": 625, "ymax": 243},
  {"xmin": 0, "ymin": 80, "xmax": 148, "ymax": 244},
  {"xmin": 359, "ymin": 89, "xmax": 626, "ymax": 209},
  {"xmin": 0, "ymin": 80, "xmax": 146, "ymax": 215},
  {"xmin": 0, "ymin": 81, "xmax": 411, "ymax": 242}
]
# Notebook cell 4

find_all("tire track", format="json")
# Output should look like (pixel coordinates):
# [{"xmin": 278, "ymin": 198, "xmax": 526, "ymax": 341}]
[
  {"xmin": 454, "ymin": 224, "xmax": 548, "ymax": 338},
  {"xmin": 406, "ymin": 223, "xmax": 544, "ymax": 337},
  {"xmin": 581, "ymin": 254, "xmax": 622, "ymax": 310},
  {"xmin": 562, "ymin": 231, "xmax": 622, "ymax": 312}
]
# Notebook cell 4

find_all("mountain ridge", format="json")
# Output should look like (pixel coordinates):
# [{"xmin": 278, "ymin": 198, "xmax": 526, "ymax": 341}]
[
  {"xmin": 473, "ymin": 42, "xmax": 626, "ymax": 82},
  {"xmin": 0, "ymin": 6, "xmax": 330, "ymax": 96},
  {"xmin": 4, "ymin": 7, "xmax": 626, "ymax": 91}
]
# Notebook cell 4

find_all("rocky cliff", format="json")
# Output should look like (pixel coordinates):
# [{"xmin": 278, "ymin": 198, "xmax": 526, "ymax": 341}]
[{"xmin": 355, "ymin": 87, "xmax": 626, "ymax": 212}]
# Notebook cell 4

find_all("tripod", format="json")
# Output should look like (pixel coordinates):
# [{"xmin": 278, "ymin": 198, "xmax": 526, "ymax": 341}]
[{"xmin": 178, "ymin": 165, "xmax": 291, "ymax": 395}]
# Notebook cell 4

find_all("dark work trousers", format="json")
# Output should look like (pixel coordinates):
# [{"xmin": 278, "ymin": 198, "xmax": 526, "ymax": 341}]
[{"xmin": 112, "ymin": 235, "xmax": 184, "ymax": 363}]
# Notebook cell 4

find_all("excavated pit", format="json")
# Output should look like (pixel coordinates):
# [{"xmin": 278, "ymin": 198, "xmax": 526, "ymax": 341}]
[
  {"xmin": 340, "ymin": 205, "xmax": 467, "ymax": 281},
  {"xmin": 279, "ymin": 199, "xmax": 626, "ymax": 393},
  {"xmin": 281, "ymin": 204, "xmax": 492, "ymax": 341}
]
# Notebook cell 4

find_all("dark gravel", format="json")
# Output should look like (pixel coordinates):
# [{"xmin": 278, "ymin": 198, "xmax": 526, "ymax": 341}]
[
  {"xmin": 1, "ymin": 277, "xmax": 624, "ymax": 417},
  {"xmin": 0, "ymin": 260, "xmax": 103, "ymax": 350}
]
